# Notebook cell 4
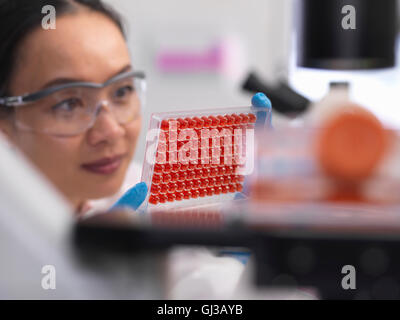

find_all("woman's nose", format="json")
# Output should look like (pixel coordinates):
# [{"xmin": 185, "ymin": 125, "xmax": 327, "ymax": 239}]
[{"xmin": 86, "ymin": 101, "xmax": 125, "ymax": 146}]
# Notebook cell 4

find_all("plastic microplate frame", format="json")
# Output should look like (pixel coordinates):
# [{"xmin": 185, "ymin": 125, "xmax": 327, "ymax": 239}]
[{"xmin": 139, "ymin": 106, "xmax": 270, "ymax": 213}]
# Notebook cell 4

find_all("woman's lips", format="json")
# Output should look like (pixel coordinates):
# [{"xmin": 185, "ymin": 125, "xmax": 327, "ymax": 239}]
[{"xmin": 81, "ymin": 155, "xmax": 125, "ymax": 175}]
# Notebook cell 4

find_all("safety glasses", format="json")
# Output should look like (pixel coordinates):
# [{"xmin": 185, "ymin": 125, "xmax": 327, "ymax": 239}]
[{"xmin": 0, "ymin": 71, "xmax": 146, "ymax": 137}]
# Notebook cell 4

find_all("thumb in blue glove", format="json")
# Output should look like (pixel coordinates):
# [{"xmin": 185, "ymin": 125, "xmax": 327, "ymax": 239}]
[
  {"xmin": 235, "ymin": 92, "xmax": 271, "ymax": 201},
  {"xmin": 251, "ymin": 92, "xmax": 272, "ymax": 128},
  {"xmin": 110, "ymin": 181, "xmax": 148, "ymax": 211}
]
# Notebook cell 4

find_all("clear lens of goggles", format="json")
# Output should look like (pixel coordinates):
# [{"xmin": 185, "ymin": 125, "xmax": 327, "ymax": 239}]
[{"xmin": 14, "ymin": 76, "xmax": 146, "ymax": 137}]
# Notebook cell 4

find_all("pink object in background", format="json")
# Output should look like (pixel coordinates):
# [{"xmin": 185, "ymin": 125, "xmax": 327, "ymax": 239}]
[
  {"xmin": 157, "ymin": 45, "xmax": 223, "ymax": 73},
  {"xmin": 156, "ymin": 37, "xmax": 246, "ymax": 78}
]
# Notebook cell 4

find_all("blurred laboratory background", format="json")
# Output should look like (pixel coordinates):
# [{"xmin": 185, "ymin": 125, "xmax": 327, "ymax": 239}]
[{"xmin": 105, "ymin": 0, "xmax": 400, "ymax": 162}]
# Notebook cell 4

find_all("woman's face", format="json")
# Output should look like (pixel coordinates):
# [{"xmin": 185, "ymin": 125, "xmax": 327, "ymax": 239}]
[{"xmin": 1, "ymin": 10, "xmax": 142, "ymax": 208}]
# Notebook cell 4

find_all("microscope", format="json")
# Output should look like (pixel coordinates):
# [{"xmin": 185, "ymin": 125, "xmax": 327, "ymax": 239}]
[{"xmin": 243, "ymin": 0, "xmax": 398, "ymax": 116}]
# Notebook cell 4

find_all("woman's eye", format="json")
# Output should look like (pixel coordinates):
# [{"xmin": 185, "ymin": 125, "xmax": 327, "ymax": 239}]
[
  {"xmin": 51, "ymin": 98, "xmax": 83, "ymax": 114},
  {"xmin": 114, "ymin": 85, "xmax": 134, "ymax": 99}
]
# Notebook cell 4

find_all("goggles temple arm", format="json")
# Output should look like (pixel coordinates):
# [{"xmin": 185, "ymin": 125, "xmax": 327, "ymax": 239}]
[{"xmin": 0, "ymin": 71, "xmax": 146, "ymax": 108}]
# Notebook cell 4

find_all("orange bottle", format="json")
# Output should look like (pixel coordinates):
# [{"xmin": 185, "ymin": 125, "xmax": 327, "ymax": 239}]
[{"xmin": 315, "ymin": 103, "xmax": 388, "ymax": 183}]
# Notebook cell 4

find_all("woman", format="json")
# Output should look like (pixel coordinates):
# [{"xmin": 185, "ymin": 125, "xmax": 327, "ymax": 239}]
[{"xmin": 0, "ymin": 0, "xmax": 147, "ymax": 215}]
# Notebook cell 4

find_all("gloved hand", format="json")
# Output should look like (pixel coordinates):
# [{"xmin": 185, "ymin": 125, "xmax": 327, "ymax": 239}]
[
  {"xmin": 251, "ymin": 92, "xmax": 272, "ymax": 128},
  {"xmin": 110, "ymin": 181, "xmax": 148, "ymax": 211},
  {"xmin": 227, "ymin": 92, "xmax": 272, "ymax": 265},
  {"xmin": 236, "ymin": 92, "xmax": 271, "ymax": 193}
]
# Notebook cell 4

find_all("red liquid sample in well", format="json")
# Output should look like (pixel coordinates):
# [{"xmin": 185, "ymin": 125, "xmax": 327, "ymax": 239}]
[
  {"xmin": 191, "ymin": 189, "xmax": 200, "ymax": 198},
  {"xmin": 209, "ymin": 177, "xmax": 216, "ymax": 187},
  {"xmin": 223, "ymin": 176, "xmax": 231, "ymax": 185},
  {"xmin": 163, "ymin": 174, "xmax": 171, "ymax": 184},
  {"xmin": 161, "ymin": 119, "xmax": 169, "ymax": 131},
  {"xmin": 170, "ymin": 172, "xmax": 179, "ymax": 182},
  {"xmin": 176, "ymin": 182, "xmax": 185, "ymax": 192},
  {"xmin": 215, "ymin": 176, "xmax": 224, "ymax": 187},
  {"xmin": 183, "ymin": 191, "xmax": 191, "ymax": 200},
  {"xmin": 210, "ymin": 168, "xmax": 218, "ymax": 177},
  {"xmin": 206, "ymin": 187, "xmax": 215, "ymax": 196},
  {"xmin": 217, "ymin": 115, "xmax": 227, "ymax": 127},
  {"xmin": 193, "ymin": 117, "xmax": 204, "ymax": 129},
  {"xmin": 167, "ymin": 193, "xmax": 176, "ymax": 202},
  {"xmin": 164, "ymin": 164, "xmax": 172, "ymax": 173},
  {"xmin": 201, "ymin": 116, "xmax": 212, "ymax": 127},
  {"xmin": 152, "ymin": 174, "xmax": 161, "ymax": 185},
  {"xmin": 218, "ymin": 167, "xmax": 226, "ymax": 176},
  {"xmin": 187, "ymin": 171, "xmax": 195, "ymax": 180},
  {"xmin": 158, "ymin": 194, "xmax": 167, "ymax": 203},
  {"xmin": 154, "ymin": 163, "xmax": 164, "ymax": 174},
  {"xmin": 239, "ymin": 113, "xmax": 249, "ymax": 124},
  {"xmin": 185, "ymin": 117, "xmax": 196, "ymax": 129},
  {"xmin": 178, "ymin": 118, "xmax": 188, "ymax": 129},
  {"xmin": 192, "ymin": 179, "xmax": 201, "ymax": 189},
  {"xmin": 248, "ymin": 113, "xmax": 256, "ymax": 123},
  {"xmin": 151, "ymin": 184, "xmax": 160, "ymax": 195},
  {"xmin": 226, "ymin": 166, "xmax": 233, "ymax": 175},
  {"xmin": 149, "ymin": 195, "xmax": 159, "ymax": 205},
  {"xmin": 200, "ymin": 178, "xmax": 209, "ymax": 188},
  {"xmin": 185, "ymin": 180, "xmax": 194, "ymax": 190},
  {"xmin": 232, "ymin": 114, "xmax": 242, "ymax": 125},
  {"xmin": 196, "ymin": 162, "xmax": 203, "ymax": 169},
  {"xmin": 221, "ymin": 185, "xmax": 229, "ymax": 194},
  {"xmin": 178, "ymin": 171, "xmax": 188, "ymax": 181},
  {"xmin": 195, "ymin": 169, "xmax": 203, "ymax": 179},
  {"xmin": 175, "ymin": 192, "xmax": 184, "ymax": 201},
  {"xmin": 160, "ymin": 184, "xmax": 168, "ymax": 194},
  {"xmin": 225, "ymin": 115, "xmax": 235, "ymax": 126},
  {"xmin": 209, "ymin": 116, "xmax": 220, "ymax": 127},
  {"xmin": 168, "ymin": 183, "xmax": 178, "ymax": 193}
]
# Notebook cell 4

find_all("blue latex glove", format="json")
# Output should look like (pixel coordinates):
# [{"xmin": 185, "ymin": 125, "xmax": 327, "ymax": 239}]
[
  {"xmin": 224, "ymin": 92, "xmax": 272, "ymax": 265},
  {"xmin": 251, "ymin": 92, "xmax": 272, "ymax": 128},
  {"xmin": 110, "ymin": 181, "xmax": 148, "ymax": 211},
  {"xmin": 234, "ymin": 92, "xmax": 271, "ymax": 199}
]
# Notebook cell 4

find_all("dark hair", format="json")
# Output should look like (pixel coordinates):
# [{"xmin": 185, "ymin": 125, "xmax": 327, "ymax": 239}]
[{"xmin": 0, "ymin": 0, "xmax": 125, "ymax": 117}]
